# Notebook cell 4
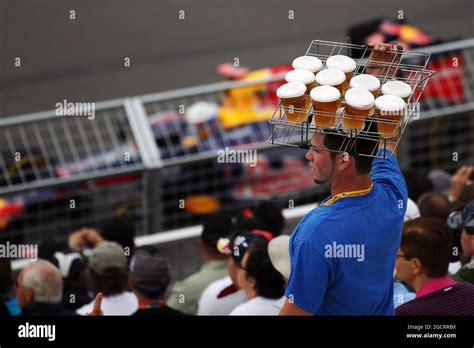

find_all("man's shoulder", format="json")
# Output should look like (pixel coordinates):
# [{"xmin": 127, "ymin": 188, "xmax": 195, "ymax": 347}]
[{"xmin": 396, "ymin": 283, "xmax": 474, "ymax": 315}]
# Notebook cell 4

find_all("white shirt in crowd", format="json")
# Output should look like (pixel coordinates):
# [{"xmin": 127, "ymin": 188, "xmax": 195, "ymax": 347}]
[
  {"xmin": 229, "ymin": 296, "xmax": 279, "ymax": 315},
  {"xmin": 198, "ymin": 276, "xmax": 247, "ymax": 315},
  {"xmin": 262, "ymin": 296, "xmax": 286, "ymax": 315},
  {"xmin": 76, "ymin": 291, "xmax": 138, "ymax": 316},
  {"xmin": 404, "ymin": 198, "xmax": 421, "ymax": 222}
]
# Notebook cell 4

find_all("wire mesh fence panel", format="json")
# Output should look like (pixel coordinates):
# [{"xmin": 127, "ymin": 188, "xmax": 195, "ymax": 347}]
[
  {"xmin": 419, "ymin": 42, "xmax": 474, "ymax": 117},
  {"xmin": 397, "ymin": 40, "xmax": 474, "ymax": 174},
  {"xmin": 0, "ymin": 104, "xmax": 146, "ymax": 247},
  {"xmin": 401, "ymin": 110, "xmax": 474, "ymax": 173},
  {"xmin": 0, "ymin": 173, "xmax": 144, "ymax": 247},
  {"xmin": 0, "ymin": 105, "xmax": 142, "ymax": 193}
]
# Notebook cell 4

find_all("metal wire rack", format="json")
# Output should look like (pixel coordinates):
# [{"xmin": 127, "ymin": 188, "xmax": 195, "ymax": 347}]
[{"xmin": 269, "ymin": 39, "xmax": 436, "ymax": 158}]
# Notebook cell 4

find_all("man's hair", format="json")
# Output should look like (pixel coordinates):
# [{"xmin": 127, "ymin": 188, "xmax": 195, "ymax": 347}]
[
  {"xmin": 417, "ymin": 192, "xmax": 451, "ymax": 221},
  {"xmin": 401, "ymin": 217, "xmax": 453, "ymax": 278},
  {"xmin": 244, "ymin": 238, "xmax": 285, "ymax": 299},
  {"xmin": 87, "ymin": 267, "xmax": 129, "ymax": 297},
  {"xmin": 22, "ymin": 259, "xmax": 63, "ymax": 304},
  {"xmin": 322, "ymin": 128, "xmax": 379, "ymax": 175}
]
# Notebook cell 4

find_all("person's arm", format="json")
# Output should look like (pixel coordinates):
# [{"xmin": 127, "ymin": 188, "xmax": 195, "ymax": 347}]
[
  {"xmin": 449, "ymin": 165, "xmax": 473, "ymax": 202},
  {"xmin": 378, "ymin": 132, "xmax": 401, "ymax": 155},
  {"xmin": 366, "ymin": 42, "xmax": 404, "ymax": 80},
  {"xmin": 279, "ymin": 298, "xmax": 312, "ymax": 316}
]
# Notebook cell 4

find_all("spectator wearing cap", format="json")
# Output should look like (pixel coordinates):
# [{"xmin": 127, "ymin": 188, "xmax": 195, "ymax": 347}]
[
  {"xmin": 16, "ymin": 260, "xmax": 76, "ymax": 316},
  {"xmin": 197, "ymin": 230, "xmax": 270, "ymax": 315},
  {"xmin": 230, "ymin": 233, "xmax": 284, "ymax": 315},
  {"xmin": 417, "ymin": 192, "xmax": 451, "ymax": 221},
  {"xmin": 395, "ymin": 217, "xmax": 474, "ymax": 315},
  {"xmin": 129, "ymin": 246, "xmax": 184, "ymax": 316},
  {"xmin": 167, "ymin": 215, "xmax": 231, "ymax": 315},
  {"xmin": 263, "ymin": 235, "xmax": 290, "ymax": 315},
  {"xmin": 450, "ymin": 200, "xmax": 474, "ymax": 284},
  {"xmin": 76, "ymin": 241, "xmax": 138, "ymax": 315}
]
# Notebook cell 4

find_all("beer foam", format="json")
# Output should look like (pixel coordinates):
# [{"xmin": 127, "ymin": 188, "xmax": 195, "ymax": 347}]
[
  {"xmin": 345, "ymin": 88, "xmax": 375, "ymax": 110},
  {"xmin": 292, "ymin": 56, "xmax": 323, "ymax": 73},
  {"xmin": 276, "ymin": 82, "xmax": 306, "ymax": 98},
  {"xmin": 285, "ymin": 69, "xmax": 315, "ymax": 84},
  {"xmin": 310, "ymin": 85, "xmax": 341, "ymax": 103},
  {"xmin": 349, "ymin": 74, "xmax": 380, "ymax": 91},
  {"xmin": 375, "ymin": 95, "xmax": 406, "ymax": 112},
  {"xmin": 326, "ymin": 55, "xmax": 357, "ymax": 73},
  {"xmin": 315, "ymin": 68, "xmax": 346, "ymax": 86},
  {"xmin": 381, "ymin": 81, "xmax": 412, "ymax": 98}
]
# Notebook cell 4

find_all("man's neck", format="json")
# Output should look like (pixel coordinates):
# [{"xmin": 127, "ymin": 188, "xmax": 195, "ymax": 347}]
[
  {"xmin": 412, "ymin": 275, "xmax": 431, "ymax": 293},
  {"xmin": 413, "ymin": 274, "xmax": 455, "ymax": 296},
  {"xmin": 330, "ymin": 174, "xmax": 373, "ymax": 196}
]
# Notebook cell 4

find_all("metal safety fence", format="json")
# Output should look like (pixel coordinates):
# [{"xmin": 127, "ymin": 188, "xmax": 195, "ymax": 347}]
[{"xmin": 1, "ymin": 39, "xmax": 474, "ymax": 255}]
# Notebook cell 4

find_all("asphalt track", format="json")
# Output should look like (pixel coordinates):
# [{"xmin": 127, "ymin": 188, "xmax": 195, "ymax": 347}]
[{"xmin": 1, "ymin": 0, "xmax": 473, "ymax": 117}]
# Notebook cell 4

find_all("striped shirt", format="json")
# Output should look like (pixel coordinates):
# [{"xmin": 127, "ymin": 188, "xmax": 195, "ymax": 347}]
[{"xmin": 395, "ymin": 282, "xmax": 474, "ymax": 316}]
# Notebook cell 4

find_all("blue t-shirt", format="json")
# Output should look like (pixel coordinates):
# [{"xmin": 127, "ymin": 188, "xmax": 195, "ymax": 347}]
[{"xmin": 285, "ymin": 148, "xmax": 408, "ymax": 315}]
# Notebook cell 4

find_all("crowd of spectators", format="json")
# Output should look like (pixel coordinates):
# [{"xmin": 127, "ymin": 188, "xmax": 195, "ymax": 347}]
[{"xmin": 1, "ymin": 164, "xmax": 473, "ymax": 316}]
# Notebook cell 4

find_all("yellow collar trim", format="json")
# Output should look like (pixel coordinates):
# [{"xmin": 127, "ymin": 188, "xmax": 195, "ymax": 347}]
[{"xmin": 321, "ymin": 183, "xmax": 374, "ymax": 207}]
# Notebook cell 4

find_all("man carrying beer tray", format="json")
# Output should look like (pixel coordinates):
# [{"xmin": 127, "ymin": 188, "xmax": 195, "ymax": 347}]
[{"xmin": 280, "ymin": 42, "xmax": 408, "ymax": 315}]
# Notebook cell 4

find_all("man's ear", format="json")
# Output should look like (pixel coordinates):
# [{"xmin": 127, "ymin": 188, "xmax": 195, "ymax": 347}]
[
  {"xmin": 337, "ymin": 152, "xmax": 351, "ymax": 171},
  {"xmin": 24, "ymin": 288, "xmax": 34, "ymax": 304},
  {"xmin": 411, "ymin": 258, "xmax": 422, "ymax": 275}
]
